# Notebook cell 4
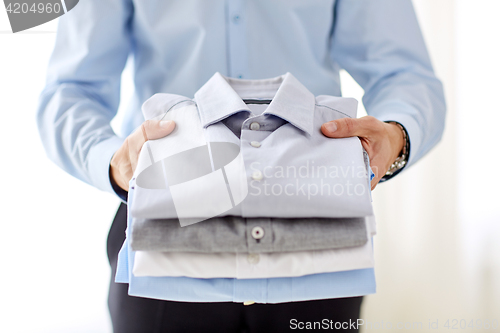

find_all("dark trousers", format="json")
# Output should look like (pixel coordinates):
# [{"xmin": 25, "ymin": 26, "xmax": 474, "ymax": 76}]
[{"xmin": 107, "ymin": 203, "xmax": 363, "ymax": 333}]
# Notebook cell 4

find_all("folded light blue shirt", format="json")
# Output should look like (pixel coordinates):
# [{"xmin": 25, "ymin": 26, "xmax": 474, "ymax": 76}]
[{"xmin": 115, "ymin": 185, "xmax": 376, "ymax": 303}]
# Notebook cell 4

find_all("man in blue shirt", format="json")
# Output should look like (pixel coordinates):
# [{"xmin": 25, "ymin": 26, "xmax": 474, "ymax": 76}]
[{"xmin": 37, "ymin": 0, "xmax": 445, "ymax": 332}]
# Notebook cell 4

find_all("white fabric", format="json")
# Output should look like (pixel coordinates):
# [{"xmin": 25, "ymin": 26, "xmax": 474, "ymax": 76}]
[{"xmin": 133, "ymin": 241, "xmax": 374, "ymax": 280}]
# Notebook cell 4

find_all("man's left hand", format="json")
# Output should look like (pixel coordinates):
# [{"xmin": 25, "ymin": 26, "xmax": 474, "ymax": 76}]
[{"xmin": 321, "ymin": 116, "xmax": 404, "ymax": 190}]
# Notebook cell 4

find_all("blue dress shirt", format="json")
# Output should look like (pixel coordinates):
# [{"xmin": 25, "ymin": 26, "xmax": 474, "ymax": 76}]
[
  {"xmin": 36, "ymin": 0, "xmax": 445, "ymax": 302},
  {"xmin": 37, "ymin": 0, "xmax": 446, "ymax": 198}
]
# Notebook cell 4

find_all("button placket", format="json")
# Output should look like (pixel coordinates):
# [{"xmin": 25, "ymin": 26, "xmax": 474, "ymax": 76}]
[
  {"xmin": 239, "ymin": 116, "xmax": 276, "ymax": 219},
  {"xmin": 227, "ymin": 0, "xmax": 248, "ymax": 79}
]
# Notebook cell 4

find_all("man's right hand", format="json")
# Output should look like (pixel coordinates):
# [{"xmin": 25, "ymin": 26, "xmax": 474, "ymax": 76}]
[{"xmin": 110, "ymin": 120, "xmax": 176, "ymax": 191}]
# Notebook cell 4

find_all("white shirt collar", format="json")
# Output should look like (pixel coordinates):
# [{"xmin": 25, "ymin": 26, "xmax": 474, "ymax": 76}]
[{"xmin": 194, "ymin": 72, "xmax": 316, "ymax": 135}]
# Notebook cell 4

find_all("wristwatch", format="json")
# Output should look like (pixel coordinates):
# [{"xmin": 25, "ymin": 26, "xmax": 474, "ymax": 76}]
[{"xmin": 381, "ymin": 121, "xmax": 410, "ymax": 181}]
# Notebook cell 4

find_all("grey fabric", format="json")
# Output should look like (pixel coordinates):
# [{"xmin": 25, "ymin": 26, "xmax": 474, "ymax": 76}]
[{"xmin": 131, "ymin": 216, "xmax": 368, "ymax": 253}]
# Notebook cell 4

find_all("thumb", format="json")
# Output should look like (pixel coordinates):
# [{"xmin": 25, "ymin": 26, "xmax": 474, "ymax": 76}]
[
  {"xmin": 127, "ymin": 119, "xmax": 176, "ymax": 171},
  {"xmin": 142, "ymin": 119, "xmax": 176, "ymax": 140},
  {"xmin": 321, "ymin": 117, "xmax": 370, "ymax": 138}
]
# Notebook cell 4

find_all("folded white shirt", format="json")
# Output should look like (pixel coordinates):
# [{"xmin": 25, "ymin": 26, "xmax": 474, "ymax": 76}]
[{"xmin": 133, "ymin": 240, "xmax": 374, "ymax": 279}]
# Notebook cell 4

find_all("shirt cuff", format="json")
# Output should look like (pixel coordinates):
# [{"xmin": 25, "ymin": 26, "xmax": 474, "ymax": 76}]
[
  {"xmin": 87, "ymin": 135, "xmax": 126, "ymax": 201},
  {"xmin": 370, "ymin": 101, "xmax": 422, "ymax": 170}
]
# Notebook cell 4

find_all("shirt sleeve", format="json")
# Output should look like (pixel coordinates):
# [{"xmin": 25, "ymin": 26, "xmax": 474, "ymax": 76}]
[
  {"xmin": 330, "ymin": 0, "xmax": 446, "ymax": 170},
  {"xmin": 36, "ymin": 0, "xmax": 132, "ymax": 198}
]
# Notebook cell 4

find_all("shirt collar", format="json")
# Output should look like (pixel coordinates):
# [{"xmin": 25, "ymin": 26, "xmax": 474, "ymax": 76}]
[{"xmin": 194, "ymin": 72, "xmax": 316, "ymax": 135}]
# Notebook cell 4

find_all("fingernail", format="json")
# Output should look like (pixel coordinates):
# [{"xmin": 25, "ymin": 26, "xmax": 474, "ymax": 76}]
[
  {"xmin": 160, "ymin": 120, "xmax": 172, "ymax": 128},
  {"xmin": 324, "ymin": 122, "xmax": 337, "ymax": 133}
]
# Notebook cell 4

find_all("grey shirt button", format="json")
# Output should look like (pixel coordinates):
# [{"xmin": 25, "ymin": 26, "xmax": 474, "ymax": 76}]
[
  {"xmin": 247, "ymin": 253, "xmax": 260, "ymax": 264},
  {"xmin": 251, "ymin": 226, "xmax": 264, "ymax": 240},
  {"xmin": 250, "ymin": 122, "xmax": 260, "ymax": 130}
]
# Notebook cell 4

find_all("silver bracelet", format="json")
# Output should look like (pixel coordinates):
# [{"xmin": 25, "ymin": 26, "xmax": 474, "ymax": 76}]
[{"xmin": 385, "ymin": 122, "xmax": 409, "ymax": 177}]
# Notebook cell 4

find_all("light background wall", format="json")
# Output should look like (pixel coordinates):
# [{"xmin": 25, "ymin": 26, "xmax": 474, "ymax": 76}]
[
  {"xmin": 0, "ymin": 1, "xmax": 498, "ymax": 332},
  {"xmin": 351, "ymin": 0, "xmax": 500, "ymax": 330},
  {"xmin": 0, "ymin": 10, "xmax": 117, "ymax": 333}
]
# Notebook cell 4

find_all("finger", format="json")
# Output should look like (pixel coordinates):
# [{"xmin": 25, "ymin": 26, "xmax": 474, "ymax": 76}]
[
  {"xmin": 130, "ymin": 120, "xmax": 176, "ymax": 150},
  {"xmin": 142, "ymin": 119, "xmax": 176, "ymax": 140},
  {"xmin": 129, "ymin": 120, "xmax": 176, "ymax": 157},
  {"xmin": 321, "ymin": 116, "xmax": 377, "ymax": 138},
  {"xmin": 128, "ymin": 120, "xmax": 176, "ymax": 172}
]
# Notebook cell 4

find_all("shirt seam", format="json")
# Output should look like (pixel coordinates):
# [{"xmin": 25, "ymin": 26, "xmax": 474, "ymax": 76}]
[
  {"xmin": 315, "ymin": 104, "xmax": 352, "ymax": 118},
  {"xmin": 159, "ymin": 99, "xmax": 196, "ymax": 121}
]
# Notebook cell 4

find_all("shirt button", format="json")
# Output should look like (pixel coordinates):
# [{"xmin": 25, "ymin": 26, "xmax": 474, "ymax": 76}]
[
  {"xmin": 233, "ymin": 15, "xmax": 241, "ymax": 23},
  {"xmin": 247, "ymin": 253, "xmax": 260, "ymax": 264},
  {"xmin": 250, "ymin": 122, "xmax": 260, "ymax": 131},
  {"xmin": 251, "ymin": 170, "xmax": 263, "ymax": 181},
  {"xmin": 251, "ymin": 226, "xmax": 264, "ymax": 240},
  {"xmin": 250, "ymin": 141, "xmax": 261, "ymax": 148}
]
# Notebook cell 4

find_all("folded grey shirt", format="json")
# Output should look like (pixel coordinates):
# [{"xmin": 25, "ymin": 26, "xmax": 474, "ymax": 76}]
[{"xmin": 131, "ymin": 216, "xmax": 368, "ymax": 253}]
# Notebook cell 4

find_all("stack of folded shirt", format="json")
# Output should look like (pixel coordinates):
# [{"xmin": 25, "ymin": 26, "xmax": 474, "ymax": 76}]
[{"xmin": 115, "ymin": 72, "xmax": 377, "ymax": 303}]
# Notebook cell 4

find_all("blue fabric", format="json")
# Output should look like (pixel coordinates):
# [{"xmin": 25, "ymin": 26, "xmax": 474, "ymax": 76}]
[
  {"xmin": 115, "ymin": 185, "xmax": 376, "ymax": 303},
  {"xmin": 37, "ymin": 0, "xmax": 446, "ymax": 200}
]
